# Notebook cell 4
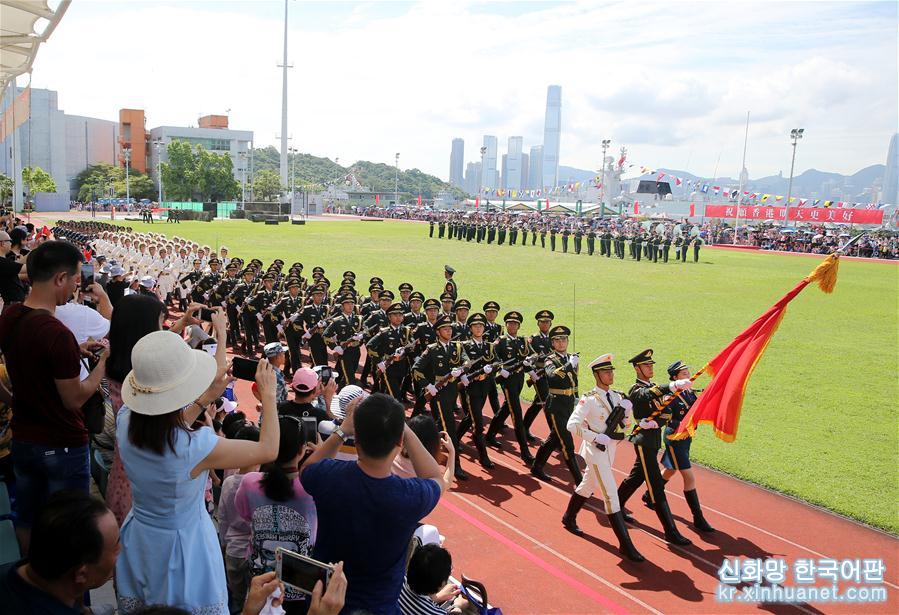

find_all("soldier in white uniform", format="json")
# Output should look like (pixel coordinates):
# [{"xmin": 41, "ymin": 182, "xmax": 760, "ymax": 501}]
[{"xmin": 563, "ymin": 353, "xmax": 645, "ymax": 563}]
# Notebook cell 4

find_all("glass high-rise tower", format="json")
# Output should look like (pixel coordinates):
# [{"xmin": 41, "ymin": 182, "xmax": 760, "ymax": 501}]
[
  {"xmin": 541, "ymin": 85, "xmax": 561, "ymax": 190},
  {"xmin": 449, "ymin": 138, "xmax": 464, "ymax": 188}
]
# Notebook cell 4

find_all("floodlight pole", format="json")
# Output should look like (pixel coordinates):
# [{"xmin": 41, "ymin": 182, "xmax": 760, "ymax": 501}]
[
  {"xmin": 785, "ymin": 127, "xmax": 803, "ymax": 226},
  {"xmin": 734, "ymin": 111, "xmax": 749, "ymax": 244},
  {"xmin": 153, "ymin": 139, "xmax": 163, "ymax": 206}
]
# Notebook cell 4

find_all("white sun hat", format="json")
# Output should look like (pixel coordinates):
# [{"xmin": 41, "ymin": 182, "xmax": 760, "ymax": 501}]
[{"xmin": 122, "ymin": 330, "xmax": 217, "ymax": 416}]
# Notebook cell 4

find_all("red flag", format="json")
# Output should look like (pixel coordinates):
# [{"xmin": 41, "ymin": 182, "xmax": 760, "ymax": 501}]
[
  {"xmin": 375, "ymin": 194, "xmax": 380, "ymax": 205},
  {"xmin": 656, "ymin": 172, "xmax": 665, "ymax": 182},
  {"xmin": 417, "ymin": 194, "xmax": 422, "ymax": 206},
  {"xmin": 617, "ymin": 153, "xmax": 626, "ymax": 167},
  {"xmin": 545, "ymin": 198, "xmax": 549, "ymax": 210},
  {"xmin": 633, "ymin": 201, "xmax": 639, "ymax": 215},
  {"xmin": 475, "ymin": 196, "xmax": 480, "ymax": 209},
  {"xmin": 689, "ymin": 203, "xmax": 695, "ymax": 217},
  {"xmin": 671, "ymin": 255, "xmax": 841, "ymax": 443},
  {"xmin": 675, "ymin": 176, "xmax": 683, "ymax": 186}
]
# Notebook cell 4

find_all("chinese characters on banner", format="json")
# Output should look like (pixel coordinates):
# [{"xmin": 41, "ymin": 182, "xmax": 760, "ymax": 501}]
[{"xmin": 704, "ymin": 204, "xmax": 884, "ymax": 225}]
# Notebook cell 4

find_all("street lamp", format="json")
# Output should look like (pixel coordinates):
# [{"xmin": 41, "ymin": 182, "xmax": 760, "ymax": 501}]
[
  {"xmin": 785, "ymin": 128, "xmax": 804, "ymax": 225},
  {"xmin": 479, "ymin": 146, "xmax": 487, "ymax": 211},
  {"xmin": 239, "ymin": 151, "xmax": 247, "ymax": 208},
  {"xmin": 123, "ymin": 147, "xmax": 132, "ymax": 206},
  {"xmin": 600, "ymin": 139, "xmax": 611, "ymax": 208},
  {"xmin": 153, "ymin": 138, "xmax": 163, "ymax": 206},
  {"xmin": 394, "ymin": 152, "xmax": 400, "ymax": 206}
]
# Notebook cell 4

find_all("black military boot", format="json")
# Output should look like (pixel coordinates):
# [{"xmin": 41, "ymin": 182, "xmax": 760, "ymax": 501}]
[
  {"xmin": 642, "ymin": 479, "xmax": 667, "ymax": 510},
  {"xmin": 474, "ymin": 435, "xmax": 495, "ymax": 470},
  {"xmin": 530, "ymin": 442, "xmax": 552, "ymax": 482},
  {"xmin": 562, "ymin": 493, "xmax": 588, "ymax": 536},
  {"xmin": 684, "ymin": 489, "xmax": 715, "ymax": 533},
  {"xmin": 514, "ymin": 423, "xmax": 534, "ymax": 466},
  {"xmin": 609, "ymin": 511, "xmax": 645, "ymax": 563},
  {"xmin": 655, "ymin": 499, "xmax": 692, "ymax": 546},
  {"xmin": 484, "ymin": 420, "xmax": 501, "ymax": 448}
]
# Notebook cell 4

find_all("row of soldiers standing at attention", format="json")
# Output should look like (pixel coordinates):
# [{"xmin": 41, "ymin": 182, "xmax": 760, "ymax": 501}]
[
  {"xmin": 429, "ymin": 212, "xmax": 704, "ymax": 263},
  {"xmin": 79, "ymin": 222, "xmax": 715, "ymax": 565}
]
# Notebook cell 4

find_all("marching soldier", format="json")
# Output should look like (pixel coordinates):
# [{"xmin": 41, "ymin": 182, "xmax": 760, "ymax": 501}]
[
  {"xmin": 615, "ymin": 231, "xmax": 625, "ymax": 259},
  {"xmin": 673, "ymin": 235, "xmax": 683, "ymax": 263},
  {"xmin": 240, "ymin": 272, "xmax": 272, "ymax": 353},
  {"xmin": 508, "ymin": 222, "xmax": 518, "ymax": 246},
  {"xmin": 250, "ymin": 273, "xmax": 281, "ymax": 344},
  {"xmin": 531, "ymin": 326, "xmax": 583, "ymax": 485},
  {"xmin": 539, "ymin": 223, "xmax": 547, "ymax": 248},
  {"xmin": 692, "ymin": 235, "xmax": 703, "ymax": 262},
  {"xmin": 403, "ymin": 291, "xmax": 427, "ymax": 327},
  {"xmin": 412, "ymin": 314, "xmax": 469, "ymax": 480},
  {"xmin": 616, "ymin": 349, "xmax": 693, "ymax": 546},
  {"xmin": 485, "ymin": 311, "xmax": 534, "ymax": 465},
  {"xmin": 562, "ymin": 354, "xmax": 645, "ymax": 563},
  {"xmin": 451, "ymin": 299, "xmax": 471, "ymax": 341},
  {"xmin": 561, "ymin": 227, "xmax": 570, "ymax": 253},
  {"xmin": 410, "ymin": 298, "xmax": 441, "ymax": 416},
  {"xmin": 634, "ymin": 232, "xmax": 643, "ymax": 262},
  {"xmin": 226, "ymin": 268, "xmax": 255, "ymax": 351},
  {"xmin": 300, "ymin": 284, "xmax": 330, "ymax": 366},
  {"xmin": 271, "ymin": 279, "xmax": 305, "ymax": 373},
  {"xmin": 438, "ymin": 218, "xmax": 446, "ymax": 239},
  {"xmin": 438, "ymin": 292, "xmax": 455, "ymax": 320},
  {"xmin": 549, "ymin": 225, "xmax": 557, "ymax": 251},
  {"xmin": 429, "ymin": 219, "xmax": 435, "ymax": 238},
  {"xmin": 497, "ymin": 223, "xmax": 507, "ymax": 246},
  {"xmin": 456, "ymin": 312, "xmax": 497, "ymax": 469},
  {"xmin": 443, "ymin": 265, "xmax": 458, "ymax": 301},
  {"xmin": 573, "ymin": 225, "xmax": 583, "ymax": 254},
  {"xmin": 523, "ymin": 310, "xmax": 553, "ymax": 443},
  {"xmin": 367, "ymin": 302, "xmax": 413, "ymax": 401},
  {"xmin": 586, "ymin": 227, "xmax": 596, "ymax": 256},
  {"xmin": 662, "ymin": 234, "xmax": 672, "ymax": 263},
  {"xmin": 323, "ymin": 294, "xmax": 365, "ymax": 386},
  {"xmin": 482, "ymin": 301, "xmax": 505, "ymax": 424},
  {"xmin": 640, "ymin": 360, "xmax": 715, "ymax": 533},
  {"xmin": 360, "ymin": 282, "xmax": 383, "ymax": 318},
  {"xmin": 521, "ymin": 223, "xmax": 528, "ymax": 246},
  {"xmin": 487, "ymin": 222, "xmax": 496, "ymax": 244},
  {"xmin": 398, "ymin": 282, "xmax": 414, "ymax": 312}
]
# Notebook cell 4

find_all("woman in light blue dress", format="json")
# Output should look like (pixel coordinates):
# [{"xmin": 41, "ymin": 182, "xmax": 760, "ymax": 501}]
[{"xmin": 114, "ymin": 327, "xmax": 280, "ymax": 614}]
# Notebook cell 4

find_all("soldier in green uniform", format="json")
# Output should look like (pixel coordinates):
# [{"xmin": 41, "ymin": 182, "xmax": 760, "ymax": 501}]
[
  {"xmin": 438, "ymin": 218, "xmax": 446, "ymax": 239},
  {"xmin": 497, "ymin": 223, "xmax": 507, "ymax": 246},
  {"xmin": 484, "ymin": 311, "xmax": 535, "ymax": 465},
  {"xmin": 300, "ymin": 284, "xmax": 330, "ymax": 367},
  {"xmin": 367, "ymin": 302, "xmax": 414, "ymax": 403},
  {"xmin": 229, "ymin": 268, "xmax": 256, "ymax": 353},
  {"xmin": 403, "ymin": 291, "xmax": 426, "ymax": 327},
  {"xmin": 523, "ymin": 310, "xmax": 553, "ymax": 443},
  {"xmin": 443, "ymin": 265, "xmax": 457, "ymax": 301},
  {"xmin": 323, "ymin": 293, "xmax": 365, "ymax": 386},
  {"xmin": 410, "ymin": 298, "xmax": 441, "ymax": 416},
  {"xmin": 634, "ymin": 232, "xmax": 643, "ymax": 261},
  {"xmin": 482, "ymin": 301, "xmax": 504, "ymax": 425},
  {"xmin": 398, "ymin": 282, "xmax": 414, "ymax": 312},
  {"xmin": 616, "ymin": 349, "xmax": 693, "ymax": 545},
  {"xmin": 662, "ymin": 233, "xmax": 672, "ymax": 263},
  {"xmin": 615, "ymin": 231, "xmax": 625, "ymax": 259},
  {"xmin": 521, "ymin": 223, "xmax": 528, "ymax": 246},
  {"xmin": 531, "ymin": 325, "xmax": 583, "ymax": 485},
  {"xmin": 573, "ymin": 225, "xmax": 583, "ymax": 254},
  {"xmin": 586, "ymin": 227, "xmax": 596, "ymax": 256},
  {"xmin": 272, "ymin": 279, "xmax": 305, "ymax": 374},
  {"xmin": 412, "ymin": 314, "xmax": 470, "ymax": 480},
  {"xmin": 451, "ymin": 299, "xmax": 471, "ymax": 341},
  {"xmin": 549, "ymin": 225, "xmax": 557, "ymax": 251},
  {"xmin": 540, "ymin": 223, "xmax": 547, "ymax": 249},
  {"xmin": 692, "ymin": 235, "xmax": 703, "ymax": 262},
  {"xmin": 561, "ymin": 227, "xmax": 570, "ymax": 253},
  {"xmin": 508, "ymin": 222, "xmax": 518, "ymax": 246},
  {"xmin": 456, "ymin": 312, "xmax": 497, "ymax": 470},
  {"xmin": 487, "ymin": 221, "xmax": 496, "ymax": 244},
  {"xmin": 242, "ymin": 272, "xmax": 279, "ymax": 351}
]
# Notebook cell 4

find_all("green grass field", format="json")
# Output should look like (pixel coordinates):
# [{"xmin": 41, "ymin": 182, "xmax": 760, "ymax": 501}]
[{"xmin": 112, "ymin": 218, "xmax": 899, "ymax": 533}]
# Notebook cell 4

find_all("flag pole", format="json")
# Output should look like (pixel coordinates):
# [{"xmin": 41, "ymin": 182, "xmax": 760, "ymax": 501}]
[{"xmin": 734, "ymin": 111, "xmax": 750, "ymax": 244}]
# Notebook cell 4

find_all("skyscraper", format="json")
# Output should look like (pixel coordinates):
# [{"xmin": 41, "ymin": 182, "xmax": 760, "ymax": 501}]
[
  {"xmin": 449, "ymin": 138, "xmax": 464, "ymax": 188},
  {"xmin": 521, "ymin": 153, "xmax": 529, "ymax": 191},
  {"xmin": 464, "ymin": 161, "xmax": 481, "ymax": 196},
  {"xmin": 528, "ymin": 145, "xmax": 543, "ymax": 190},
  {"xmin": 483, "ymin": 135, "xmax": 498, "ymax": 189},
  {"xmin": 505, "ymin": 136, "xmax": 523, "ymax": 190},
  {"xmin": 541, "ymin": 85, "xmax": 561, "ymax": 190},
  {"xmin": 884, "ymin": 133, "xmax": 898, "ymax": 205}
]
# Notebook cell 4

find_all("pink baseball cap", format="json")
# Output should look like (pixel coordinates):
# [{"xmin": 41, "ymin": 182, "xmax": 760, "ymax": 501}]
[{"xmin": 291, "ymin": 368, "xmax": 319, "ymax": 393}]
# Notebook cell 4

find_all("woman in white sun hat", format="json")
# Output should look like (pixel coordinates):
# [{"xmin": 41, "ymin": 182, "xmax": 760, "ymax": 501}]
[{"xmin": 115, "ymin": 330, "xmax": 280, "ymax": 614}]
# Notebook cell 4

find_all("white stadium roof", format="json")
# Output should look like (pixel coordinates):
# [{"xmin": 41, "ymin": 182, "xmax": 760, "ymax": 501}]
[{"xmin": 0, "ymin": 0, "xmax": 70, "ymax": 98}]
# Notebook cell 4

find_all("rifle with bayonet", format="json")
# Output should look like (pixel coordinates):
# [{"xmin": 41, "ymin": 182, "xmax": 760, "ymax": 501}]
[{"xmin": 595, "ymin": 392, "xmax": 629, "ymax": 452}]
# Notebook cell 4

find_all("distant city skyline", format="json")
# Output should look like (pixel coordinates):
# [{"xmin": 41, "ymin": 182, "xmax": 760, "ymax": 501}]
[{"xmin": 19, "ymin": 1, "xmax": 897, "ymax": 180}]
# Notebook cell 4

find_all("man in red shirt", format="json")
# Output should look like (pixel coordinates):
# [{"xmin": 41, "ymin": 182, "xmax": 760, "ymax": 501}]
[{"xmin": 0, "ymin": 240, "xmax": 107, "ymax": 551}]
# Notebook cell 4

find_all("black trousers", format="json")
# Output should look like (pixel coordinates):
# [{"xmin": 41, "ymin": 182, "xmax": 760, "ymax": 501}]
[
  {"xmin": 550, "ymin": 236, "xmax": 556, "ymax": 251},
  {"xmin": 308, "ymin": 334, "xmax": 329, "ymax": 367},
  {"xmin": 574, "ymin": 237, "xmax": 582, "ymax": 254},
  {"xmin": 379, "ymin": 364, "xmax": 408, "ymax": 403},
  {"xmin": 285, "ymin": 326, "xmax": 303, "ymax": 371},
  {"xmin": 429, "ymin": 225, "xmax": 434, "ymax": 237},
  {"xmin": 457, "ymin": 379, "xmax": 490, "ymax": 439},
  {"xmin": 532, "ymin": 232, "xmax": 537, "ymax": 246},
  {"xmin": 227, "ymin": 305, "xmax": 242, "ymax": 346},
  {"xmin": 663, "ymin": 246, "xmax": 670, "ymax": 262},
  {"xmin": 562, "ymin": 237, "xmax": 568, "ymax": 253},
  {"xmin": 487, "ymin": 374, "xmax": 529, "ymax": 454},
  {"xmin": 618, "ymin": 444, "xmax": 668, "ymax": 507},
  {"xmin": 438, "ymin": 226, "xmax": 445, "ymax": 239},
  {"xmin": 523, "ymin": 375, "xmax": 548, "ymax": 432},
  {"xmin": 335, "ymin": 347, "xmax": 361, "ymax": 386},
  {"xmin": 533, "ymin": 394, "xmax": 581, "ymax": 482},
  {"xmin": 241, "ymin": 313, "xmax": 261, "ymax": 349},
  {"xmin": 540, "ymin": 235, "xmax": 545, "ymax": 248},
  {"xmin": 431, "ymin": 387, "xmax": 460, "ymax": 448},
  {"xmin": 262, "ymin": 318, "xmax": 279, "ymax": 344},
  {"xmin": 694, "ymin": 244, "xmax": 701, "ymax": 262}
]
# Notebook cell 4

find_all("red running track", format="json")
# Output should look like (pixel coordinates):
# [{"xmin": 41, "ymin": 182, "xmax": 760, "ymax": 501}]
[{"xmin": 229, "ymin": 375, "xmax": 897, "ymax": 614}]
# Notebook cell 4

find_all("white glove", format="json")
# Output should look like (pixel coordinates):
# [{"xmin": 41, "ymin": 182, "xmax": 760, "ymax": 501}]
[
  {"xmin": 451, "ymin": 367, "xmax": 462, "ymax": 378},
  {"xmin": 499, "ymin": 368, "xmax": 510, "ymax": 379},
  {"xmin": 276, "ymin": 324, "xmax": 284, "ymax": 335},
  {"xmin": 237, "ymin": 306, "xmax": 243, "ymax": 315},
  {"xmin": 352, "ymin": 332, "xmax": 364, "ymax": 341},
  {"xmin": 203, "ymin": 292, "xmax": 210, "ymax": 301},
  {"xmin": 671, "ymin": 378, "xmax": 692, "ymax": 392},
  {"xmin": 619, "ymin": 399, "xmax": 633, "ymax": 412},
  {"xmin": 377, "ymin": 361, "xmax": 387, "ymax": 372},
  {"xmin": 568, "ymin": 355, "xmax": 579, "ymax": 368},
  {"xmin": 483, "ymin": 364, "xmax": 493, "ymax": 374},
  {"xmin": 333, "ymin": 345, "xmax": 343, "ymax": 355},
  {"xmin": 256, "ymin": 314, "xmax": 264, "ymax": 322},
  {"xmin": 460, "ymin": 375, "xmax": 470, "ymax": 386},
  {"xmin": 395, "ymin": 347, "xmax": 405, "ymax": 357},
  {"xmin": 523, "ymin": 357, "xmax": 533, "ymax": 367},
  {"xmin": 595, "ymin": 433, "xmax": 612, "ymax": 446},
  {"xmin": 426, "ymin": 384, "xmax": 438, "ymax": 396},
  {"xmin": 220, "ymin": 302, "xmax": 227, "ymax": 308},
  {"xmin": 317, "ymin": 320, "xmax": 327, "ymax": 329},
  {"xmin": 302, "ymin": 331, "xmax": 312, "ymax": 340},
  {"xmin": 639, "ymin": 419, "xmax": 659, "ymax": 430},
  {"xmin": 290, "ymin": 313, "xmax": 300, "ymax": 322},
  {"xmin": 528, "ymin": 370, "xmax": 539, "ymax": 381}
]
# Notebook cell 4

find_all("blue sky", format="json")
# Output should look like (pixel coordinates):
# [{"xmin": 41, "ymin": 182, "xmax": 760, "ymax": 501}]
[{"xmin": 29, "ymin": 1, "xmax": 898, "ymax": 181}]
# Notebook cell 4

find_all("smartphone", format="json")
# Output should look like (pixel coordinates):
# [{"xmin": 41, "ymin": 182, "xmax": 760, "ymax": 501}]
[
  {"xmin": 275, "ymin": 548, "xmax": 333, "ymax": 596},
  {"xmin": 315, "ymin": 365, "xmax": 333, "ymax": 385},
  {"xmin": 81, "ymin": 263, "xmax": 94, "ymax": 291},
  {"xmin": 231, "ymin": 356, "xmax": 259, "ymax": 381},
  {"xmin": 201, "ymin": 339, "xmax": 218, "ymax": 356},
  {"xmin": 300, "ymin": 416, "xmax": 318, "ymax": 444},
  {"xmin": 199, "ymin": 308, "xmax": 215, "ymax": 322}
]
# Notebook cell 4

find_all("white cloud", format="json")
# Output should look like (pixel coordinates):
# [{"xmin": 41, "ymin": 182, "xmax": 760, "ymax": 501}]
[{"xmin": 25, "ymin": 0, "xmax": 897, "ymax": 181}]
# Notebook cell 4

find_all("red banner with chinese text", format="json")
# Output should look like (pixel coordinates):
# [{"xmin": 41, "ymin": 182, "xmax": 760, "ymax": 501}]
[{"xmin": 705, "ymin": 204, "xmax": 883, "ymax": 225}]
